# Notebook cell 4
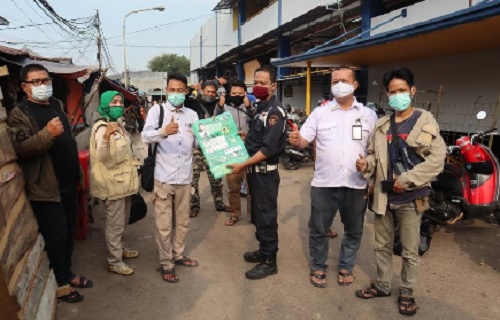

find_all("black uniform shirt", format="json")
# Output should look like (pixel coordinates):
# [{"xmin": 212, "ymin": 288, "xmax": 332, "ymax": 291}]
[{"xmin": 244, "ymin": 95, "xmax": 286, "ymax": 165}]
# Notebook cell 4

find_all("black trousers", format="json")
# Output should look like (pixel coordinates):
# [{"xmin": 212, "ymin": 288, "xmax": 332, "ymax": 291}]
[
  {"xmin": 247, "ymin": 169, "xmax": 280, "ymax": 258},
  {"xmin": 31, "ymin": 184, "xmax": 77, "ymax": 286}
]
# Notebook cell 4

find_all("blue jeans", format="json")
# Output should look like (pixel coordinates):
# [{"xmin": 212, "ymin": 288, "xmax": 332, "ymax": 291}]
[{"xmin": 309, "ymin": 187, "xmax": 367, "ymax": 272}]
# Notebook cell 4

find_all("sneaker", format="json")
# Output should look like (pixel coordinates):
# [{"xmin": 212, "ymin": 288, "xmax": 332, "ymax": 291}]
[
  {"xmin": 122, "ymin": 248, "xmax": 139, "ymax": 259},
  {"xmin": 108, "ymin": 262, "xmax": 134, "ymax": 275}
]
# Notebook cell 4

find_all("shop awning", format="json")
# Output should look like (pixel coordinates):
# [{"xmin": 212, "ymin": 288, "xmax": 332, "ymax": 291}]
[
  {"xmin": 104, "ymin": 78, "xmax": 138, "ymax": 102},
  {"xmin": 0, "ymin": 55, "xmax": 96, "ymax": 79},
  {"xmin": 272, "ymin": 1, "xmax": 500, "ymax": 68}
]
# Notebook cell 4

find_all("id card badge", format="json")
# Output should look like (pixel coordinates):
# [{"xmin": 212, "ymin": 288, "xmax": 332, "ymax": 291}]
[{"xmin": 352, "ymin": 125, "xmax": 362, "ymax": 140}]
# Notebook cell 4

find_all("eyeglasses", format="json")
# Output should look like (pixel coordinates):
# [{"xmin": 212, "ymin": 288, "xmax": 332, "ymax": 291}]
[{"xmin": 23, "ymin": 78, "xmax": 53, "ymax": 87}]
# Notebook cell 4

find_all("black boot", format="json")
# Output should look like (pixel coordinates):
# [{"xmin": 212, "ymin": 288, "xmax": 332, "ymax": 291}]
[
  {"xmin": 245, "ymin": 256, "xmax": 277, "ymax": 280},
  {"xmin": 243, "ymin": 250, "xmax": 261, "ymax": 263}
]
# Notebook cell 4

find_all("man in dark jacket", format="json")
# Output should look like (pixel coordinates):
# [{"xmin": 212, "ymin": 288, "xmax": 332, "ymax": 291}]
[{"xmin": 9, "ymin": 64, "xmax": 92, "ymax": 303}]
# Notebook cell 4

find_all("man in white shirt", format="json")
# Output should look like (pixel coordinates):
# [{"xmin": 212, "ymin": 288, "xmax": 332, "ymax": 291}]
[
  {"xmin": 289, "ymin": 67, "xmax": 377, "ymax": 288},
  {"xmin": 142, "ymin": 73, "xmax": 200, "ymax": 283}
]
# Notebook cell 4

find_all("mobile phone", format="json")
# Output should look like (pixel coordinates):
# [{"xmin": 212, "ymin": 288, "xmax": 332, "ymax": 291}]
[{"xmin": 381, "ymin": 180, "xmax": 395, "ymax": 193}]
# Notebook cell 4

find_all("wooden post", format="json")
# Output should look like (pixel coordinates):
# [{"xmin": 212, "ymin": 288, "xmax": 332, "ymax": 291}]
[
  {"xmin": 435, "ymin": 85, "xmax": 443, "ymax": 121},
  {"xmin": 306, "ymin": 61, "xmax": 312, "ymax": 115}
]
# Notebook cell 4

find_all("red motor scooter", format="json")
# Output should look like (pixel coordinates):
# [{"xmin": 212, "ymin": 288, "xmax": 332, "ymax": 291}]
[{"xmin": 426, "ymin": 111, "xmax": 500, "ymax": 225}]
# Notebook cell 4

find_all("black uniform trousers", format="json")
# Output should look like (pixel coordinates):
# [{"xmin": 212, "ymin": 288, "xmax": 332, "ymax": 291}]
[
  {"xmin": 247, "ymin": 169, "xmax": 280, "ymax": 258},
  {"xmin": 30, "ymin": 184, "xmax": 77, "ymax": 286}
]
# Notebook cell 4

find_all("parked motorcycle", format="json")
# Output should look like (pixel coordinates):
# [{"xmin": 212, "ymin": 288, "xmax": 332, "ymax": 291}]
[
  {"xmin": 426, "ymin": 111, "xmax": 500, "ymax": 225},
  {"xmin": 396, "ymin": 111, "xmax": 499, "ymax": 256},
  {"xmin": 281, "ymin": 118, "xmax": 314, "ymax": 170}
]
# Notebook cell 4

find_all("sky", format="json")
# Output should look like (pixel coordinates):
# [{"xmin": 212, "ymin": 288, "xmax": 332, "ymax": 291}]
[{"xmin": 0, "ymin": 0, "xmax": 218, "ymax": 74}]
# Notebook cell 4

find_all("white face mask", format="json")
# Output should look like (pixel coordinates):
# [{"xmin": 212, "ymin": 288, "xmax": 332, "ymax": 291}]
[
  {"xmin": 31, "ymin": 84, "xmax": 53, "ymax": 102},
  {"xmin": 331, "ymin": 82, "xmax": 354, "ymax": 98}
]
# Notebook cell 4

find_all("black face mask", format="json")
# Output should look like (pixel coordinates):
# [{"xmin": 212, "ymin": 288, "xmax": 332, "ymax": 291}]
[{"xmin": 229, "ymin": 95, "xmax": 244, "ymax": 106}]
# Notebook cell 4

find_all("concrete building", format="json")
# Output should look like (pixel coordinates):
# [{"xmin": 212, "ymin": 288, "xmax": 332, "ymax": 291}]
[
  {"xmin": 111, "ymin": 70, "xmax": 169, "ymax": 92},
  {"xmin": 272, "ymin": 0, "xmax": 500, "ymax": 136},
  {"xmin": 191, "ymin": 0, "xmax": 500, "ymax": 139},
  {"xmin": 190, "ymin": 0, "xmax": 369, "ymax": 103}
]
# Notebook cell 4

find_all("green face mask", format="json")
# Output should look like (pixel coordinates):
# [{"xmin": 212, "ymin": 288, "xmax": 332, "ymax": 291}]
[
  {"xmin": 168, "ymin": 93, "xmax": 185, "ymax": 108},
  {"xmin": 109, "ymin": 106, "xmax": 124, "ymax": 120},
  {"xmin": 389, "ymin": 93, "xmax": 412, "ymax": 111}
]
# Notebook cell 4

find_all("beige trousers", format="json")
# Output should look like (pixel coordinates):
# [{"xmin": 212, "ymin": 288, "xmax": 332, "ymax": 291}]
[
  {"xmin": 374, "ymin": 201, "xmax": 423, "ymax": 295},
  {"xmin": 153, "ymin": 179, "xmax": 191, "ymax": 270},
  {"xmin": 104, "ymin": 196, "xmax": 131, "ymax": 265}
]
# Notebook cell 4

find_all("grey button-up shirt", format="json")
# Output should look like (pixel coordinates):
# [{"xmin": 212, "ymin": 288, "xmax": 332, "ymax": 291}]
[{"xmin": 141, "ymin": 102, "xmax": 199, "ymax": 185}]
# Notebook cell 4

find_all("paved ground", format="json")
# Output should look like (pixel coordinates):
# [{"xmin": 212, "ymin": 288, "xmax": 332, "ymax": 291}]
[{"xmin": 57, "ymin": 140, "xmax": 500, "ymax": 320}]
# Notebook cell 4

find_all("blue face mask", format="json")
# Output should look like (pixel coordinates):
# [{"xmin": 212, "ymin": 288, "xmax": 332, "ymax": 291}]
[
  {"xmin": 168, "ymin": 93, "xmax": 185, "ymax": 108},
  {"xmin": 389, "ymin": 93, "xmax": 412, "ymax": 111}
]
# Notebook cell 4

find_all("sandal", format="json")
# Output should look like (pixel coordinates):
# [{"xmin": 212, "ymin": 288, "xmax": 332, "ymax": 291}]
[
  {"xmin": 337, "ymin": 270, "xmax": 354, "ymax": 286},
  {"xmin": 224, "ymin": 217, "xmax": 238, "ymax": 226},
  {"xmin": 189, "ymin": 209, "xmax": 199, "ymax": 218},
  {"xmin": 216, "ymin": 204, "xmax": 231, "ymax": 212},
  {"xmin": 159, "ymin": 267, "xmax": 179, "ymax": 283},
  {"xmin": 70, "ymin": 274, "xmax": 93, "ymax": 288},
  {"xmin": 398, "ymin": 296, "xmax": 418, "ymax": 316},
  {"xmin": 310, "ymin": 271, "xmax": 327, "ymax": 288},
  {"xmin": 355, "ymin": 283, "xmax": 391, "ymax": 299},
  {"xmin": 57, "ymin": 286, "xmax": 84, "ymax": 303},
  {"xmin": 174, "ymin": 257, "xmax": 199, "ymax": 267}
]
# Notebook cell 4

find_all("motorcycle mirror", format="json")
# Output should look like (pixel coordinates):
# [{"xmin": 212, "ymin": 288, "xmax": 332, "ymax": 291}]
[{"xmin": 477, "ymin": 111, "xmax": 487, "ymax": 120}]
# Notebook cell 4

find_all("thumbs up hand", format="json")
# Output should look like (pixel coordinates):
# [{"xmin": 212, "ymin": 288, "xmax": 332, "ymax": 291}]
[
  {"xmin": 289, "ymin": 125, "xmax": 301, "ymax": 147},
  {"xmin": 356, "ymin": 153, "xmax": 368, "ymax": 173},
  {"xmin": 164, "ymin": 116, "xmax": 179, "ymax": 136}
]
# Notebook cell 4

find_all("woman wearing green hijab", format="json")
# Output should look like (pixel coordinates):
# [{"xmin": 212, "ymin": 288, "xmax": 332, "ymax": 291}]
[{"xmin": 89, "ymin": 91, "xmax": 140, "ymax": 276}]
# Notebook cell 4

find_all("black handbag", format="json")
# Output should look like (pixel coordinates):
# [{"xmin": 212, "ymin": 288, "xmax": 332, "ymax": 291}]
[
  {"xmin": 140, "ymin": 105, "xmax": 164, "ymax": 192},
  {"xmin": 129, "ymin": 193, "xmax": 147, "ymax": 224}
]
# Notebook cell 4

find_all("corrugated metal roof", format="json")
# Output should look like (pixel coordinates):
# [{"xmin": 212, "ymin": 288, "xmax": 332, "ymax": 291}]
[
  {"xmin": 213, "ymin": 0, "xmax": 237, "ymax": 11},
  {"xmin": 0, "ymin": 45, "xmax": 28, "ymax": 56}
]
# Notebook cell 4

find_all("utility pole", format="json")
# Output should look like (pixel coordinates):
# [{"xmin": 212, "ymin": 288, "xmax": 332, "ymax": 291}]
[
  {"xmin": 94, "ymin": 10, "xmax": 102, "ymax": 70},
  {"xmin": 199, "ymin": 26, "xmax": 203, "ymax": 80}
]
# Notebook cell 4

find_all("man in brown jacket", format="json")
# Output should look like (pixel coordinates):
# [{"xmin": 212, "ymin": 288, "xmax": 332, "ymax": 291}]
[
  {"xmin": 354, "ymin": 67, "xmax": 446, "ymax": 316},
  {"xmin": 9, "ymin": 64, "xmax": 92, "ymax": 303}
]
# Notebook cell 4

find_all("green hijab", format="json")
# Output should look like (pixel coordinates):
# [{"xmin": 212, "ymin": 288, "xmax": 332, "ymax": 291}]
[{"xmin": 98, "ymin": 90, "xmax": 125, "ymax": 121}]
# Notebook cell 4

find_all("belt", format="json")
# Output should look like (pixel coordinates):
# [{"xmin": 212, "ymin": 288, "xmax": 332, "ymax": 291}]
[{"xmin": 245, "ymin": 164, "xmax": 278, "ymax": 174}]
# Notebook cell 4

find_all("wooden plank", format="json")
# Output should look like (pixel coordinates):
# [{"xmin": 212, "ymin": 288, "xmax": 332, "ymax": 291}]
[
  {"xmin": 34, "ymin": 272, "xmax": 56, "ymax": 320},
  {"xmin": 0, "ymin": 265, "xmax": 19, "ymax": 320},
  {"xmin": 0, "ymin": 199, "xmax": 38, "ymax": 282},
  {"xmin": 0, "ymin": 199, "xmax": 6, "ymax": 241},
  {"xmin": 0, "ymin": 126, "xmax": 17, "ymax": 166},
  {"xmin": 0, "ymin": 165, "xmax": 25, "ymax": 222},
  {"xmin": 9, "ymin": 235, "xmax": 44, "ymax": 309},
  {"xmin": 0, "ymin": 192, "xmax": 27, "ymax": 241},
  {"xmin": 21, "ymin": 255, "xmax": 49, "ymax": 320}
]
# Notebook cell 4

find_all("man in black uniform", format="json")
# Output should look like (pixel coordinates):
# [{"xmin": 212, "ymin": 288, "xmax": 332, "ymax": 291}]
[{"xmin": 227, "ymin": 65, "xmax": 287, "ymax": 280}]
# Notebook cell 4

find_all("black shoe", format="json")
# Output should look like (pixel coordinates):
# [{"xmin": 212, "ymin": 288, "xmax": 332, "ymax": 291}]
[
  {"xmin": 215, "ymin": 204, "xmax": 230, "ymax": 212},
  {"xmin": 243, "ymin": 250, "xmax": 261, "ymax": 263},
  {"xmin": 245, "ymin": 259, "xmax": 278, "ymax": 280}
]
